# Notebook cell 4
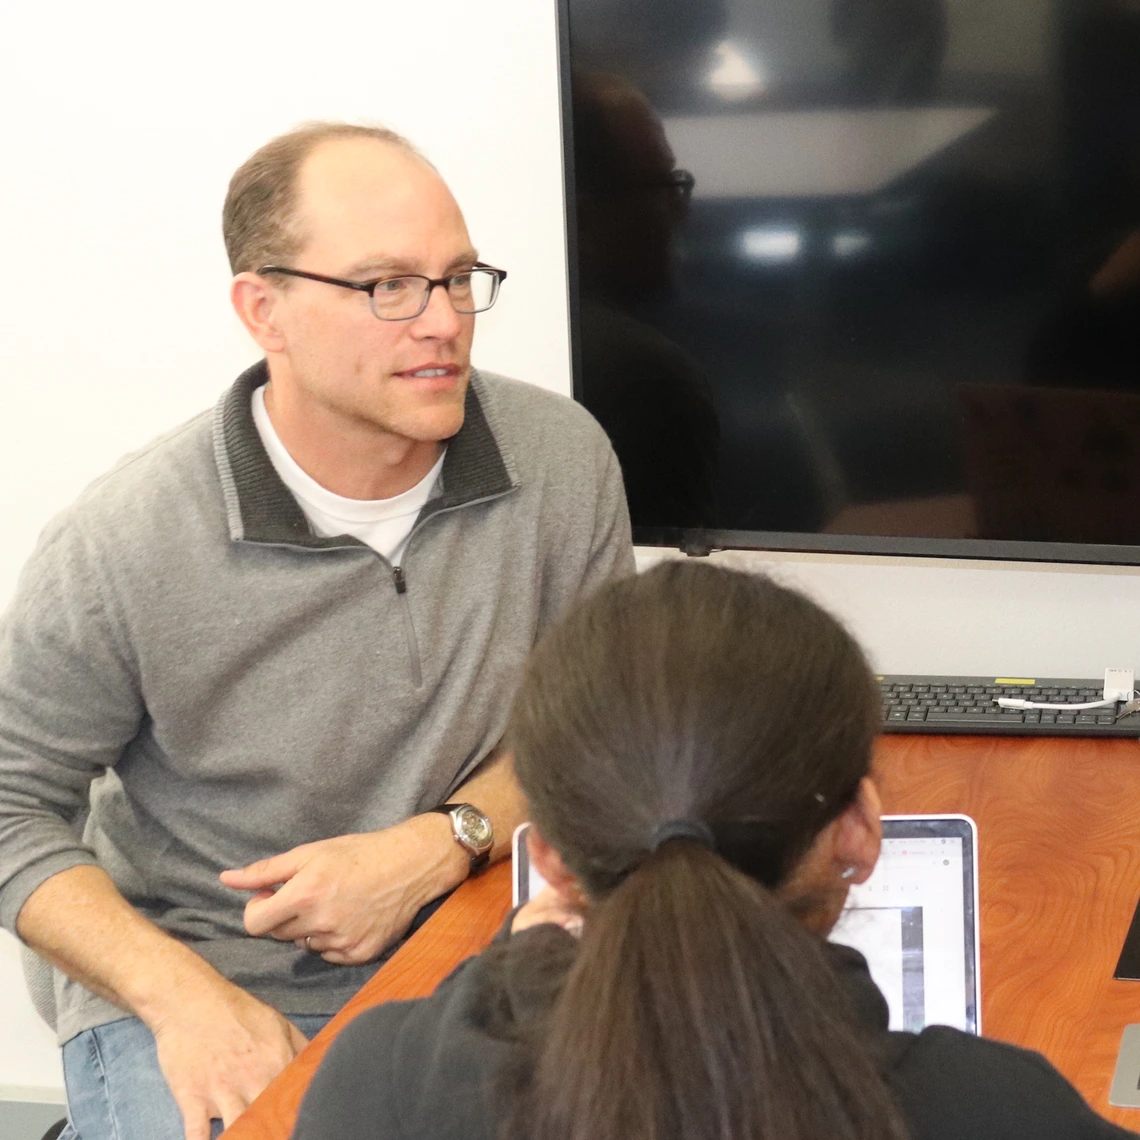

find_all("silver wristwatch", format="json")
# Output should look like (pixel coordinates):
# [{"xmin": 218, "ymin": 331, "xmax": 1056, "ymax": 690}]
[{"xmin": 427, "ymin": 803, "xmax": 493, "ymax": 872}]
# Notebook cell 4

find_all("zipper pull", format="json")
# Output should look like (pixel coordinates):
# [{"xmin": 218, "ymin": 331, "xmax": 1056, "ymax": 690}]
[{"xmin": 392, "ymin": 565, "xmax": 407, "ymax": 594}]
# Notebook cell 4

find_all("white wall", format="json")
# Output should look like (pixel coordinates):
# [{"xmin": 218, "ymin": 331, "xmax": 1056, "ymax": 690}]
[
  {"xmin": 2, "ymin": 0, "xmax": 1139, "ymax": 1094},
  {"xmin": 640, "ymin": 548, "xmax": 1140, "ymax": 677}
]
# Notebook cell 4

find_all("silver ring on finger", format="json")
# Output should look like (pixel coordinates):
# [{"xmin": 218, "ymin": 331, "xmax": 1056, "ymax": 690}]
[{"xmin": 305, "ymin": 935, "xmax": 314, "ymax": 953}]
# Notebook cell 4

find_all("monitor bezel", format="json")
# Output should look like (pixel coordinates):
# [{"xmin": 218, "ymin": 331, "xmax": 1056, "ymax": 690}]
[
  {"xmin": 554, "ymin": 0, "xmax": 1140, "ymax": 568},
  {"xmin": 630, "ymin": 525, "xmax": 1140, "ymax": 566}
]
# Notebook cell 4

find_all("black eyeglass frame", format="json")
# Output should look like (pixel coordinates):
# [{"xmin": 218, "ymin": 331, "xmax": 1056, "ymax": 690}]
[
  {"xmin": 577, "ymin": 167, "xmax": 696, "ymax": 204},
  {"xmin": 256, "ymin": 261, "xmax": 508, "ymax": 321},
  {"xmin": 662, "ymin": 168, "xmax": 695, "ymax": 201}
]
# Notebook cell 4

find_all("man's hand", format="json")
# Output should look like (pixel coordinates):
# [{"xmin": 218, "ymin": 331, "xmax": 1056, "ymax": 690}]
[
  {"xmin": 220, "ymin": 815, "xmax": 468, "ymax": 965},
  {"xmin": 16, "ymin": 866, "xmax": 314, "ymax": 1140},
  {"xmin": 149, "ymin": 983, "xmax": 309, "ymax": 1140}
]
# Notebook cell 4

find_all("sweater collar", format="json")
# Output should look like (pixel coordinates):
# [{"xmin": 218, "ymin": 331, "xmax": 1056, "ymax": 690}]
[{"xmin": 212, "ymin": 360, "xmax": 518, "ymax": 546}]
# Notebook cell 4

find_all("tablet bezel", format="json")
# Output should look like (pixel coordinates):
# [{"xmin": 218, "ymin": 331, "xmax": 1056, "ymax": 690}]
[
  {"xmin": 512, "ymin": 821, "xmax": 535, "ymax": 907},
  {"xmin": 867, "ymin": 813, "xmax": 982, "ymax": 1035}
]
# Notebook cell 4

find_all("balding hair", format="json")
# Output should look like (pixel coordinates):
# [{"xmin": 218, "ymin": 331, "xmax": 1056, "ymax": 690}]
[{"xmin": 222, "ymin": 121, "xmax": 426, "ymax": 276}]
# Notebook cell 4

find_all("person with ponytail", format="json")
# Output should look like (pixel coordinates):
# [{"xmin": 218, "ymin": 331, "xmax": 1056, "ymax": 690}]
[{"xmin": 293, "ymin": 562, "xmax": 1135, "ymax": 1140}]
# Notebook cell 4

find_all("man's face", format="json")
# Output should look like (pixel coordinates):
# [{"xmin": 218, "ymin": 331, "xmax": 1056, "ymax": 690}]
[{"xmin": 267, "ymin": 138, "xmax": 477, "ymax": 443}]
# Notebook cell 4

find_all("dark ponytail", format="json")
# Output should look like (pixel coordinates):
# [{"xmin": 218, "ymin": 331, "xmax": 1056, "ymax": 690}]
[
  {"xmin": 503, "ymin": 561, "xmax": 908, "ymax": 1140},
  {"xmin": 511, "ymin": 841, "xmax": 907, "ymax": 1140}
]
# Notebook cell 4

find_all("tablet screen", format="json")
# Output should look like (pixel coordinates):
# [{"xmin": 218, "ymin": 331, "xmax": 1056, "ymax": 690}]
[{"xmin": 829, "ymin": 815, "xmax": 980, "ymax": 1034}]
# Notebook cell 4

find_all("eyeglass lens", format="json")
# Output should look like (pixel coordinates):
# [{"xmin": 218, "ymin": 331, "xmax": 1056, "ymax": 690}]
[{"xmin": 371, "ymin": 269, "xmax": 500, "ymax": 319}]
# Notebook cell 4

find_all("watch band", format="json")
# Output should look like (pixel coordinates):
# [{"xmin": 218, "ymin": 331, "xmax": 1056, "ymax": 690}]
[{"xmin": 426, "ymin": 803, "xmax": 493, "ymax": 872}]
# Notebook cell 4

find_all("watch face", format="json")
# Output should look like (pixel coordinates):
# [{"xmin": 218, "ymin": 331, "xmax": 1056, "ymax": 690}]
[{"xmin": 456, "ymin": 806, "xmax": 493, "ymax": 850}]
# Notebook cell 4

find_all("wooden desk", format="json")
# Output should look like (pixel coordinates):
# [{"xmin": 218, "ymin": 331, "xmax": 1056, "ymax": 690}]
[
  {"xmin": 876, "ymin": 733, "xmax": 1140, "ymax": 1130},
  {"xmin": 223, "ymin": 733, "xmax": 1140, "ymax": 1137}
]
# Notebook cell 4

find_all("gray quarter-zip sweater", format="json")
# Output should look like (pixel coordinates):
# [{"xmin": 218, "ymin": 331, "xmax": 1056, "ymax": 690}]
[{"xmin": 0, "ymin": 362, "xmax": 634, "ymax": 1043}]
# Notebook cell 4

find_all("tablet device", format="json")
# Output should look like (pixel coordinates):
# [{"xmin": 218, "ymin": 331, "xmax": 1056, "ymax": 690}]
[
  {"xmin": 512, "ymin": 821, "xmax": 545, "ymax": 908},
  {"xmin": 512, "ymin": 814, "xmax": 980, "ymax": 1035},
  {"xmin": 830, "ymin": 814, "xmax": 980, "ymax": 1035}
]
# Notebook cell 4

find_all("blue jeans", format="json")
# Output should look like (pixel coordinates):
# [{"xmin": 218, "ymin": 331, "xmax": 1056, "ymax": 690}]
[{"xmin": 59, "ymin": 1013, "xmax": 332, "ymax": 1140}]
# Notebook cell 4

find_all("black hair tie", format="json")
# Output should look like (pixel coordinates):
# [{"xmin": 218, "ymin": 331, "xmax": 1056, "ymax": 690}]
[{"xmin": 651, "ymin": 819, "xmax": 716, "ymax": 851}]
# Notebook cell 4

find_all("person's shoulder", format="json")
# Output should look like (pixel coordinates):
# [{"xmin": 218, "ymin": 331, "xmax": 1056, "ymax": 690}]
[
  {"xmin": 72, "ymin": 410, "xmax": 212, "ymax": 511},
  {"xmin": 885, "ymin": 1025, "xmax": 1133, "ymax": 1138},
  {"xmin": 471, "ymin": 369, "xmax": 613, "ymax": 459},
  {"xmin": 36, "ymin": 408, "xmax": 217, "ymax": 559},
  {"xmin": 295, "ymin": 954, "xmax": 508, "ymax": 1140},
  {"xmin": 292, "ymin": 1001, "xmax": 416, "ymax": 1139},
  {"xmin": 472, "ymin": 368, "xmax": 582, "ymax": 417}
]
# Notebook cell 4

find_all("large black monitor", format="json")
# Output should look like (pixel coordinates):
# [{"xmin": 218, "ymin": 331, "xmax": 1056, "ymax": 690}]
[{"xmin": 559, "ymin": 0, "xmax": 1140, "ymax": 563}]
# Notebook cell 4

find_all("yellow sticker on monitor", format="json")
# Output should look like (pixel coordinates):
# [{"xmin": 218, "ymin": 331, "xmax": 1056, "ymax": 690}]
[{"xmin": 994, "ymin": 677, "xmax": 1035, "ymax": 685}]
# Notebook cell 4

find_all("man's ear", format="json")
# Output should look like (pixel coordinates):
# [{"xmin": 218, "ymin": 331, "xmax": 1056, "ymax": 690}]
[
  {"xmin": 831, "ymin": 776, "xmax": 883, "ymax": 886},
  {"xmin": 230, "ymin": 272, "xmax": 286, "ymax": 353},
  {"xmin": 527, "ymin": 826, "xmax": 585, "ymax": 906}
]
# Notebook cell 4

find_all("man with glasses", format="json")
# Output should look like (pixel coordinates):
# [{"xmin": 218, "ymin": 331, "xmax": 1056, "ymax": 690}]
[{"xmin": 0, "ymin": 122, "xmax": 632, "ymax": 1140}]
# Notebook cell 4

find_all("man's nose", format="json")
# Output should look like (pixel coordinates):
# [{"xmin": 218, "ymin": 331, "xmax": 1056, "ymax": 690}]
[{"xmin": 411, "ymin": 281, "xmax": 464, "ymax": 339}]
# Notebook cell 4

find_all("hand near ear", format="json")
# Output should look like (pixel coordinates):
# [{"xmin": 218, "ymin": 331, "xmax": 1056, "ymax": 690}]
[
  {"xmin": 512, "ymin": 825, "xmax": 587, "ymax": 935},
  {"xmin": 780, "ymin": 775, "xmax": 884, "ymax": 936},
  {"xmin": 832, "ymin": 776, "xmax": 883, "ymax": 887},
  {"xmin": 512, "ymin": 886, "xmax": 584, "ymax": 936}
]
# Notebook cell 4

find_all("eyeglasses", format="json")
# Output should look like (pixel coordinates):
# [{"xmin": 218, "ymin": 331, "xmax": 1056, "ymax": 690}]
[
  {"xmin": 256, "ymin": 262, "xmax": 508, "ymax": 321},
  {"xmin": 579, "ymin": 168, "xmax": 695, "ymax": 208}
]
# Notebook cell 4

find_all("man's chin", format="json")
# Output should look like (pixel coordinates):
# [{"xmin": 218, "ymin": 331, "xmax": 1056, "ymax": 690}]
[
  {"xmin": 385, "ymin": 393, "xmax": 468, "ymax": 443},
  {"xmin": 408, "ymin": 408, "xmax": 466, "ymax": 443}
]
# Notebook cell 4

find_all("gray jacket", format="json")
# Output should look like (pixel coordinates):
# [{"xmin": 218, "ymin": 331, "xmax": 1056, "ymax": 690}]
[{"xmin": 0, "ymin": 362, "xmax": 634, "ymax": 1042}]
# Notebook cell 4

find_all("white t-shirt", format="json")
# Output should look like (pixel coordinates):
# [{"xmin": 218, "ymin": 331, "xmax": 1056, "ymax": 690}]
[{"xmin": 251, "ymin": 385, "xmax": 445, "ymax": 566}]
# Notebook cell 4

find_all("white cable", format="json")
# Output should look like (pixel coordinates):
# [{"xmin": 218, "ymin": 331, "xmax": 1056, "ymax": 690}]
[
  {"xmin": 995, "ymin": 669, "xmax": 1136, "ymax": 712},
  {"xmin": 996, "ymin": 697, "xmax": 1117, "ymax": 711},
  {"xmin": 996, "ymin": 687, "xmax": 1139, "ymax": 712}
]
